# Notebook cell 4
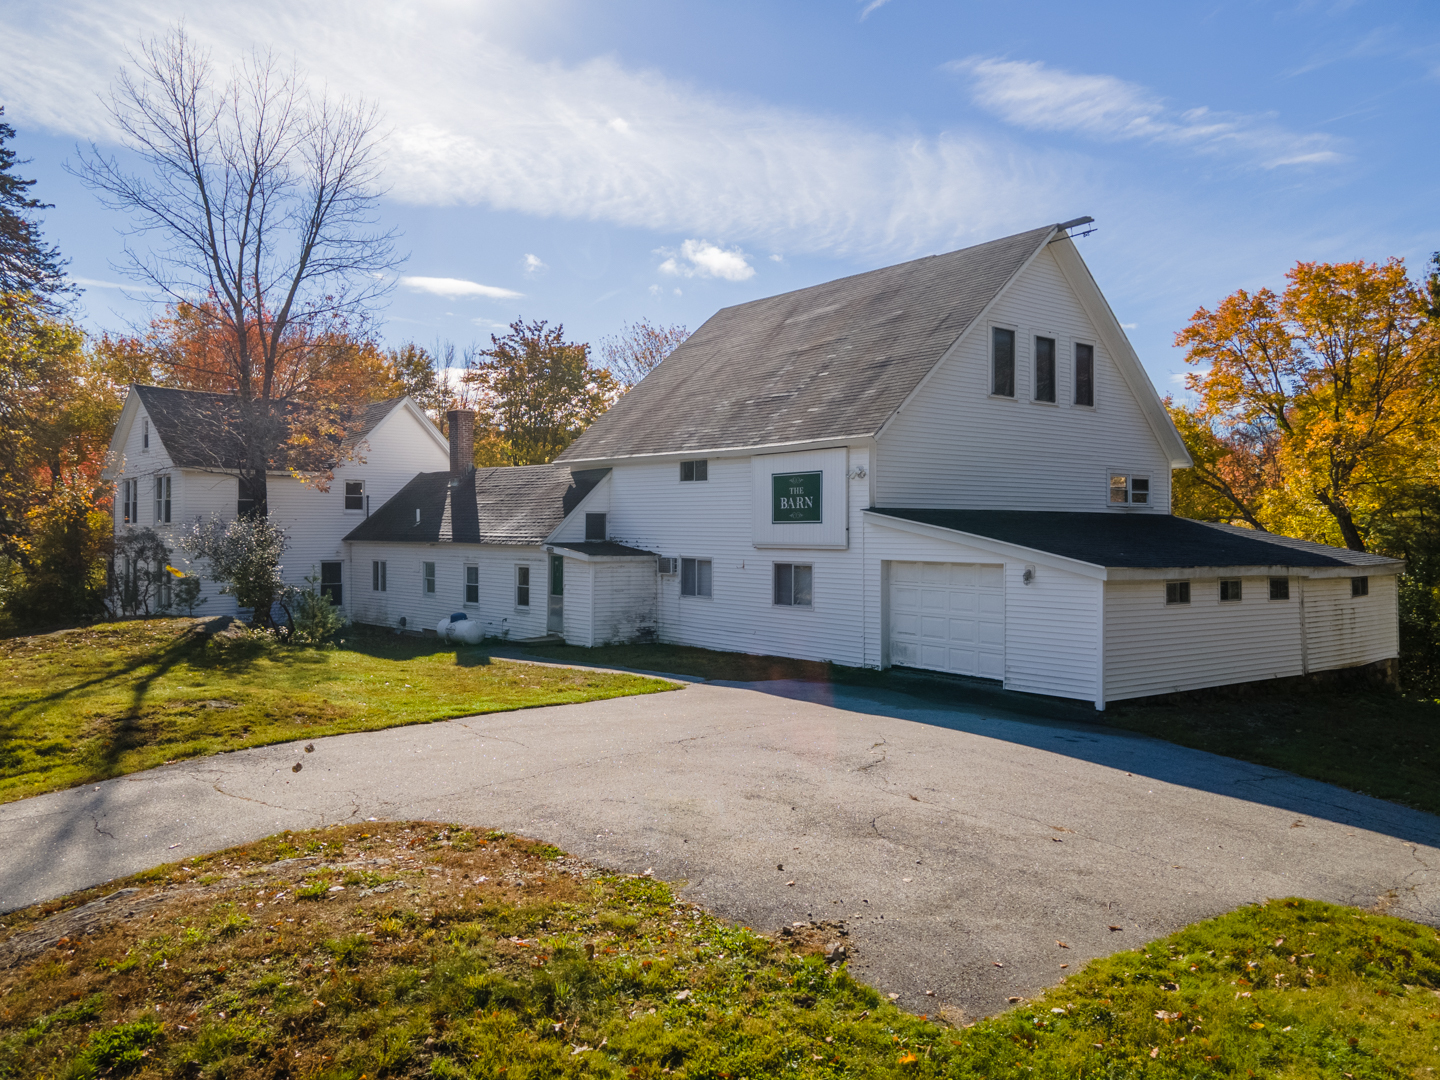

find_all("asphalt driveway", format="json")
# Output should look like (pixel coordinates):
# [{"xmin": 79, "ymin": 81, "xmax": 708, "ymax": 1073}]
[{"xmin": 3, "ymin": 676, "xmax": 1437, "ymax": 1019}]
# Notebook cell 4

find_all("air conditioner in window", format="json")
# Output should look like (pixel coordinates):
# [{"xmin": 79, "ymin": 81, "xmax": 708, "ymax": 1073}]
[{"xmin": 657, "ymin": 557, "xmax": 678, "ymax": 575}]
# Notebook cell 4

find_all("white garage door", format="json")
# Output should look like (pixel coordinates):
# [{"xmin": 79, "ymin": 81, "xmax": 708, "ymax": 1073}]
[{"xmin": 889, "ymin": 562, "xmax": 1005, "ymax": 679}]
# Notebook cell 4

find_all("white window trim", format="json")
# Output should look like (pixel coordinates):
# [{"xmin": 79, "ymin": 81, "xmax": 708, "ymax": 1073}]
[
  {"xmin": 463, "ymin": 564, "xmax": 480, "ymax": 607},
  {"xmin": 988, "ymin": 321, "xmax": 1020, "ymax": 400},
  {"xmin": 514, "ymin": 564, "xmax": 532, "ymax": 610},
  {"xmin": 1107, "ymin": 469, "xmax": 1151, "ymax": 509},
  {"xmin": 1218, "ymin": 579, "xmax": 1243, "ymax": 603},
  {"xmin": 1030, "ymin": 332, "xmax": 1060, "ymax": 406},
  {"xmin": 679, "ymin": 555, "xmax": 714, "ymax": 600},
  {"xmin": 141, "ymin": 417, "xmax": 150, "ymax": 451},
  {"xmin": 1073, "ymin": 339, "xmax": 1097, "ymax": 409},
  {"xmin": 422, "ymin": 560, "xmax": 436, "ymax": 596},
  {"xmin": 1164, "ymin": 579, "xmax": 1190, "ymax": 606},
  {"xmin": 1267, "ymin": 576, "xmax": 1291, "ymax": 601},
  {"xmin": 772, "ymin": 562, "xmax": 815, "ymax": 609},
  {"xmin": 344, "ymin": 479, "xmax": 365, "ymax": 513}
]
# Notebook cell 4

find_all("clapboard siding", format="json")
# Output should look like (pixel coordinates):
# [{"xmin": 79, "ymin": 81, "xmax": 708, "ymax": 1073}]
[
  {"xmin": 860, "ymin": 516, "xmax": 1101, "ymax": 699},
  {"xmin": 1103, "ymin": 576, "xmax": 1306, "ymax": 701},
  {"xmin": 590, "ymin": 560, "xmax": 659, "ymax": 646},
  {"xmin": 1305, "ymin": 575, "xmax": 1399, "ymax": 672},
  {"xmin": 876, "ymin": 246, "xmax": 1171, "ymax": 513},
  {"xmin": 549, "ymin": 475, "xmax": 610, "ymax": 542},
  {"xmin": 605, "ymin": 450, "xmax": 871, "ymax": 665},
  {"xmin": 346, "ymin": 540, "xmax": 549, "ymax": 640}
]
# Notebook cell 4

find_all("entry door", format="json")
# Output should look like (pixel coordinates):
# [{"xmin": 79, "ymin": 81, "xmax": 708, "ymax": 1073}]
[
  {"xmin": 547, "ymin": 555, "xmax": 564, "ymax": 633},
  {"xmin": 889, "ymin": 561, "xmax": 1004, "ymax": 679}
]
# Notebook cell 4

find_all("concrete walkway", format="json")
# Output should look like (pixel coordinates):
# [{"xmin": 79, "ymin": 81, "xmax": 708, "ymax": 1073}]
[{"xmin": 2, "ymin": 677, "xmax": 1436, "ymax": 1019}]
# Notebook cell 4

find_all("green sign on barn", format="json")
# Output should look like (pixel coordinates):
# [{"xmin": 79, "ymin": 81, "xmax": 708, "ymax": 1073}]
[{"xmin": 772, "ymin": 471, "xmax": 823, "ymax": 523}]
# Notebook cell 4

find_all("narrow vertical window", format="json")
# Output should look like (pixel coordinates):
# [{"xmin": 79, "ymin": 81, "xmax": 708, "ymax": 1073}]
[
  {"xmin": 372, "ymin": 560, "xmax": 386, "ymax": 592},
  {"xmin": 423, "ymin": 561, "xmax": 436, "ymax": 595},
  {"xmin": 142, "ymin": 418, "xmax": 149, "ymax": 450},
  {"xmin": 1351, "ymin": 576, "xmax": 1369, "ymax": 597},
  {"xmin": 320, "ymin": 562, "xmax": 343, "ymax": 606},
  {"xmin": 237, "ymin": 477, "xmax": 256, "ymax": 517},
  {"xmin": 157, "ymin": 560, "xmax": 172, "ymax": 610},
  {"xmin": 1033, "ymin": 336, "xmax": 1056, "ymax": 403},
  {"xmin": 991, "ymin": 327, "xmax": 1015, "ymax": 397},
  {"xmin": 1074, "ymin": 343, "xmax": 1094, "ymax": 406},
  {"xmin": 515, "ymin": 565, "xmax": 530, "ymax": 608},
  {"xmin": 154, "ymin": 476, "xmax": 171, "ymax": 524},
  {"xmin": 465, "ymin": 565, "xmax": 480, "ymax": 604},
  {"xmin": 344, "ymin": 480, "xmax": 364, "ymax": 510}
]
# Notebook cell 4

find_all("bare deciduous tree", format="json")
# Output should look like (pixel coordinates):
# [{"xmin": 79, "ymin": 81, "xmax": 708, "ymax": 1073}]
[
  {"xmin": 599, "ymin": 318, "xmax": 689, "ymax": 389},
  {"xmin": 75, "ymin": 28, "xmax": 400, "ymax": 515}
]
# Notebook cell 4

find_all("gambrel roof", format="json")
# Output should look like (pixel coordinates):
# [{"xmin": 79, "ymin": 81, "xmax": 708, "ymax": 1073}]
[
  {"xmin": 343, "ymin": 466, "xmax": 610, "ymax": 546},
  {"xmin": 559, "ymin": 222, "xmax": 1188, "ymax": 466}
]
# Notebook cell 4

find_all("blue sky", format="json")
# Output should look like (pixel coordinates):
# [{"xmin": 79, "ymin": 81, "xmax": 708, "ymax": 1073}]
[{"xmin": 3, "ymin": 0, "xmax": 1438, "ymax": 396}]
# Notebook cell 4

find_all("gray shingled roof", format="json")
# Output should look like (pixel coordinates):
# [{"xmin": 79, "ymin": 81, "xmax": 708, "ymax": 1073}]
[
  {"xmin": 558, "ymin": 226, "xmax": 1053, "ymax": 462},
  {"xmin": 868, "ymin": 509, "xmax": 1404, "ymax": 570},
  {"xmin": 344, "ymin": 466, "xmax": 608, "ymax": 546},
  {"xmin": 550, "ymin": 541, "xmax": 657, "ymax": 558},
  {"xmin": 131, "ymin": 385, "xmax": 405, "ymax": 470}
]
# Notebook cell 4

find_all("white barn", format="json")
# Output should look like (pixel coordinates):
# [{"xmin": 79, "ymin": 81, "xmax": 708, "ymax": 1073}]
[{"xmin": 108, "ymin": 220, "xmax": 1403, "ymax": 708}]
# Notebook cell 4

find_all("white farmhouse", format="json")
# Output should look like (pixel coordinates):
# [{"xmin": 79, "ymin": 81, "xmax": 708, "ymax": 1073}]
[
  {"xmin": 102, "ymin": 386, "xmax": 449, "ymax": 613},
  {"xmin": 108, "ymin": 220, "xmax": 1403, "ymax": 708}
]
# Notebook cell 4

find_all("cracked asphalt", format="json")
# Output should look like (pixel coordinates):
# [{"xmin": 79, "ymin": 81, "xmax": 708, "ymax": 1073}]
[{"xmin": 3, "ymin": 677, "xmax": 1438, "ymax": 1019}]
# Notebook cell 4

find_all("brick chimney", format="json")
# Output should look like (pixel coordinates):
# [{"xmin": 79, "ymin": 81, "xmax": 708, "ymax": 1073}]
[{"xmin": 447, "ymin": 409, "xmax": 474, "ymax": 475}]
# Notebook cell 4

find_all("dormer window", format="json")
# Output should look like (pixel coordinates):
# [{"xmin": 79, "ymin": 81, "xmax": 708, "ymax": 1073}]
[
  {"xmin": 1109, "ymin": 473, "xmax": 1149, "ymax": 506},
  {"xmin": 991, "ymin": 327, "xmax": 1015, "ymax": 397}
]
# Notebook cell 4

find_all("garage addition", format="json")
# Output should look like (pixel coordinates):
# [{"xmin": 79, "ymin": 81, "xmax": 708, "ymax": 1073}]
[{"xmin": 322, "ymin": 218, "xmax": 1400, "ymax": 708}]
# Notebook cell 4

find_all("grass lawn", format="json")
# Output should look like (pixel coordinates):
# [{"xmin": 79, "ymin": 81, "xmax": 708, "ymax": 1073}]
[
  {"xmin": 1, "ymin": 822, "xmax": 1437, "ymax": 1079},
  {"xmin": 524, "ymin": 642, "xmax": 1440, "ymax": 816},
  {"xmin": 0, "ymin": 619, "xmax": 676, "ymax": 805}
]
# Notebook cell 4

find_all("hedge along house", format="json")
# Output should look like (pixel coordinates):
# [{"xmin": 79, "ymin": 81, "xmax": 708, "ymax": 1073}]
[
  {"xmin": 244, "ymin": 218, "xmax": 1399, "ymax": 708},
  {"xmin": 103, "ymin": 384, "xmax": 450, "ymax": 616}
]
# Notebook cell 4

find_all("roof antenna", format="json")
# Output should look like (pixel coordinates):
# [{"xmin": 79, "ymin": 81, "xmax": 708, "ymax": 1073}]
[{"xmin": 1052, "ymin": 216, "xmax": 1096, "ymax": 241}]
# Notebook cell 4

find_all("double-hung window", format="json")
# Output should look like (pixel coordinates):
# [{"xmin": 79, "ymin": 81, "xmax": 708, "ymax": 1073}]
[
  {"xmin": 423, "ymin": 561, "xmax": 436, "ymax": 595},
  {"xmin": 372, "ymin": 560, "xmax": 387, "ymax": 592},
  {"xmin": 991, "ymin": 327, "xmax": 1015, "ymax": 397},
  {"xmin": 1109, "ymin": 473, "xmax": 1149, "ymax": 505},
  {"xmin": 141, "ymin": 418, "xmax": 150, "ymax": 450},
  {"xmin": 465, "ymin": 565, "xmax": 480, "ymax": 605},
  {"xmin": 154, "ymin": 475, "xmax": 171, "ymax": 524},
  {"xmin": 680, "ymin": 557, "xmax": 712, "ymax": 598},
  {"xmin": 1074, "ymin": 343, "xmax": 1095, "ymax": 406},
  {"xmin": 1033, "ymin": 336, "xmax": 1056, "ymax": 403},
  {"xmin": 345, "ymin": 480, "xmax": 364, "ymax": 511},
  {"xmin": 237, "ymin": 477, "xmax": 257, "ymax": 517},
  {"xmin": 157, "ymin": 559, "xmax": 172, "ymax": 610},
  {"xmin": 680, "ymin": 459, "xmax": 708, "ymax": 482},
  {"xmin": 515, "ymin": 565, "xmax": 530, "ymax": 608},
  {"xmin": 120, "ymin": 479, "xmax": 137, "ymax": 524},
  {"xmin": 773, "ymin": 563, "xmax": 813, "ymax": 607}
]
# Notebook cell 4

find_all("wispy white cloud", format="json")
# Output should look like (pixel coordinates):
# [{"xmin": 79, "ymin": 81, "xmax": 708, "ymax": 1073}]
[
  {"xmin": 522, "ymin": 254, "xmax": 547, "ymax": 275},
  {"xmin": 401, "ymin": 276, "xmax": 523, "ymax": 300},
  {"xmin": 0, "ymin": 1, "xmax": 1067, "ymax": 261},
  {"xmin": 71, "ymin": 276, "xmax": 135, "ymax": 290},
  {"xmin": 950, "ymin": 56, "xmax": 1344, "ymax": 168},
  {"xmin": 859, "ymin": 0, "xmax": 895, "ymax": 19},
  {"xmin": 656, "ymin": 239, "xmax": 756, "ymax": 281}
]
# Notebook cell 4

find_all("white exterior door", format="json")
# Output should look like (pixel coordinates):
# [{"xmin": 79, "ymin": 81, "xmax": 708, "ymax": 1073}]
[{"xmin": 889, "ymin": 561, "xmax": 1005, "ymax": 679}]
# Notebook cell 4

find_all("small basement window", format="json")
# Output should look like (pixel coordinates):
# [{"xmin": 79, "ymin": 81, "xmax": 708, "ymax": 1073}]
[
  {"xmin": 1351, "ymin": 576, "xmax": 1369, "ymax": 597},
  {"xmin": 773, "ymin": 563, "xmax": 813, "ymax": 607},
  {"xmin": 515, "ymin": 565, "xmax": 530, "ymax": 608},
  {"xmin": 991, "ymin": 327, "xmax": 1015, "ymax": 397},
  {"xmin": 1219, "ymin": 579, "xmax": 1242, "ymax": 602},
  {"xmin": 585, "ymin": 512, "xmax": 607, "ymax": 541},
  {"xmin": 345, "ymin": 480, "xmax": 364, "ymax": 511},
  {"xmin": 680, "ymin": 557, "xmax": 712, "ymax": 598},
  {"xmin": 465, "ymin": 565, "xmax": 479, "ymax": 605},
  {"xmin": 423, "ymin": 561, "xmax": 435, "ymax": 595},
  {"xmin": 680, "ymin": 459, "xmax": 708, "ymax": 482},
  {"xmin": 372, "ymin": 560, "xmax": 387, "ymax": 592},
  {"xmin": 1033, "ymin": 335, "xmax": 1056, "ymax": 403},
  {"xmin": 1165, "ymin": 580, "xmax": 1190, "ymax": 605},
  {"xmin": 1109, "ymin": 473, "xmax": 1149, "ymax": 505},
  {"xmin": 1074, "ymin": 343, "xmax": 1094, "ymax": 407},
  {"xmin": 1269, "ymin": 577, "xmax": 1290, "ymax": 600}
]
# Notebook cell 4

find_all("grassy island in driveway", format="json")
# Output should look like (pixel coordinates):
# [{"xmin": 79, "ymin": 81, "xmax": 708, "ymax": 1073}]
[{"xmin": 0, "ymin": 619, "xmax": 677, "ymax": 804}]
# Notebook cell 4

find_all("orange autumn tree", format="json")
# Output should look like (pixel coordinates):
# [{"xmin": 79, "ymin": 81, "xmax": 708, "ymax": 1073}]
[{"xmin": 1173, "ymin": 258, "xmax": 1440, "ymax": 551}]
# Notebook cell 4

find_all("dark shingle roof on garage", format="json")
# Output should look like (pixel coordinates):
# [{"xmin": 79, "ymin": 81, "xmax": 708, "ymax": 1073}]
[
  {"xmin": 558, "ymin": 225, "xmax": 1055, "ymax": 462},
  {"xmin": 867, "ymin": 509, "xmax": 1404, "ymax": 570},
  {"xmin": 344, "ymin": 466, "xmax": 608, "ymax": 546}
]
